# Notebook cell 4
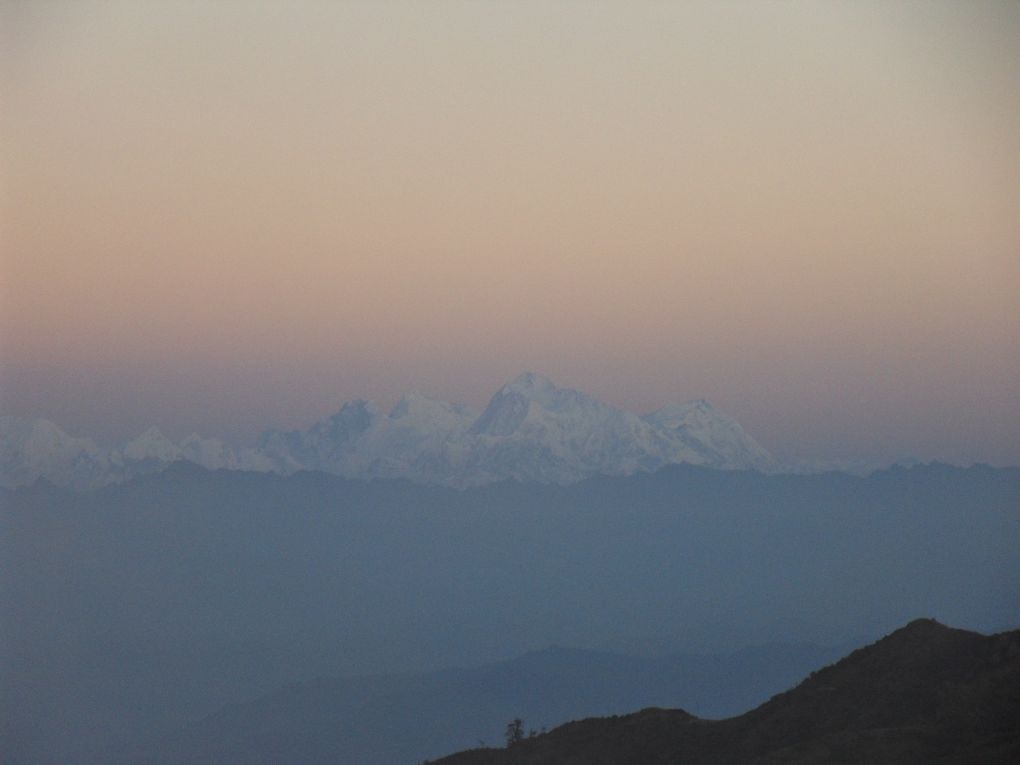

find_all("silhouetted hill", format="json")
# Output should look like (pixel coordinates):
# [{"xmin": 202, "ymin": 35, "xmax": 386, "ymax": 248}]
[{"xmin": 433, "ymin": 620, "xmax": 1020, "ymax": 765}]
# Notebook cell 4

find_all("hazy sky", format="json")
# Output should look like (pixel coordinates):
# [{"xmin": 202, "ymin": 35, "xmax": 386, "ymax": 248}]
[{"xmin": 2, "ymin": 1, "xmax": 1018, "ymax": 465}]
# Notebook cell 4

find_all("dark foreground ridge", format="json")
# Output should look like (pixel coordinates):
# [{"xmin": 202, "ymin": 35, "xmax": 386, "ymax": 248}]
[{"xmin": 433, "ymin": 619, "xmax": 1020, "ymax": 765}]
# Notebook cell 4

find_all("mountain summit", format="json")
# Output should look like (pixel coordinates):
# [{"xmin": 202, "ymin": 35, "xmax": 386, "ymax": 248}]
[{"xmin": 1, "ymin": 375, "xmax": 776, "ymax": 489}]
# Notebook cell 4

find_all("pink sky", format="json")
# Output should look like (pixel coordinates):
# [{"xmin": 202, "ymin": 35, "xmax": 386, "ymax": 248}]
[{"xmin": 2, "ymin": 1, "xmax": 1018, "ymax": 465}]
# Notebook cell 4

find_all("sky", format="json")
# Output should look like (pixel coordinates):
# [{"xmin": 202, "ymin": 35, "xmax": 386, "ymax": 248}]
[{"xmin": 1, "ymin": 0, "xmax": 1018, "ymax": 465}]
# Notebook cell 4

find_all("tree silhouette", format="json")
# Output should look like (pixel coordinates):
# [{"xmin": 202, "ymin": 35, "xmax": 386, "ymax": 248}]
[{"xmin": 504, "ymin": 718, "xmax": 525, "ymax": 747}]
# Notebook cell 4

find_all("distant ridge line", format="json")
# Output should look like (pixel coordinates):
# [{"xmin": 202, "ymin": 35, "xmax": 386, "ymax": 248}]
[{"xmin": 432, "ymin": 619, "xmax": 1020, "ymax": 765}]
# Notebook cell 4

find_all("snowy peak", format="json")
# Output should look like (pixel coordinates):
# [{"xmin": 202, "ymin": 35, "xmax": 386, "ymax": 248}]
[
  {"xmin": 502, "ymin": 371, "xmax": 559, "ymax": 399},
  {"xmin": 0, "ymin": 416, "xmax": 101, "ymax": 461},
  {"xmin": 471, "ymin": 373, "xmax": 610, "ymax": 436},
  {"xmin": 470, "ymin": 386, "xmax": 532, "ymax": 436},
  {"xmin": 501, "ymin": 372, "xmax": 596, "ymax": 412},
  {"xmin": 123, "ymin": 427, "xmax": 181, "ymax": 463},
  {"xmin": 389, "ymin": 393, "xmax": 476, "ymax": 427},
  {"xmin": 644, "ymin": 400, "xmax": 776, "ymax": 471},
  {"xmin": 179, "ymin": 434, "xmax": 236, "ymax": 470},
  {"xmin": 0, "ymin": 416, "xmax": 109, "ymax": 489},
  {"xmin": 254, "ymin": 401, "xmax": 379, "ymax": 473},
  {"xmin": 316, "ymin": 400, "xmax": 380, "ymax": 440},
  {"xmin": 643, "ymin": 399, "xmax": 716, "ymax": 429},
  {"xmin": 470, "ymin": 372, "xmax": 564, "ymax": 436}
]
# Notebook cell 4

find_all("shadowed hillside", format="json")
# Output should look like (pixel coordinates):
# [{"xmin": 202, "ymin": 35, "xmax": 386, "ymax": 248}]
[{"xmin": 433, "ymin": 620, "xmax": 1020, "ymax": 765}]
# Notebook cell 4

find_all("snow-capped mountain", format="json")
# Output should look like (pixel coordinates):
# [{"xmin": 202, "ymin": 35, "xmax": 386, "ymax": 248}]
[
  {"xmin": 0, "ymin": 374, "xmax": 778, "ymax": 490},
  {"xmin": 642, "ymin": 399, "xmax": 776, "ymax": 471},
  {"xmin": 463, "ymin": 372, "xmax": 693, "ymax": 483},
  {"xmin": 123, "ymin": 427, "xmax": 182, "ymax": 463},
  {"xmin": 256, "ymin": 373, "xmax": 776, "ymax": 486},
  {"xmin": 474, "ymin": 373, "xmax": 777, "ymax": 481},
  {"xmin": 258, "ymin": 394, "xmax": 480, "ymax": 483},
  {"xmin": 0, "ymin": 417, "xmax": 114, "ymax": 490}
]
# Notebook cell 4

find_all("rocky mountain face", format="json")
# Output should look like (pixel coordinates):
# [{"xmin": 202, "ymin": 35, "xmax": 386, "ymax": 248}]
[{"xmin": 1, "ymin": 373, "xmax": 777, "ymax": 489}]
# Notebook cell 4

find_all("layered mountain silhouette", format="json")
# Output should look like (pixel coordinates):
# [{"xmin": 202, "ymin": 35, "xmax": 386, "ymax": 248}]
[
  {"xmin": 433, "ymin": 619, "xmax": 1020, "ymax": 765},
  {"xmin": 4, "ymin": 462, "xmax": 1018, "ymax": 764},
  {"xmin": 0, "ymin": 373, "xmax": 776, "ymax": 489},
  {"xmin": 127, "ymin": 642, "xmax": 853, "ymax": 765}
]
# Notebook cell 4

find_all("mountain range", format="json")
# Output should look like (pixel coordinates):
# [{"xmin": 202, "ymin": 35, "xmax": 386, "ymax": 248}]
[{"xmin": 0, "ymin": 373, "xmax": 778, "ymax": 489}]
